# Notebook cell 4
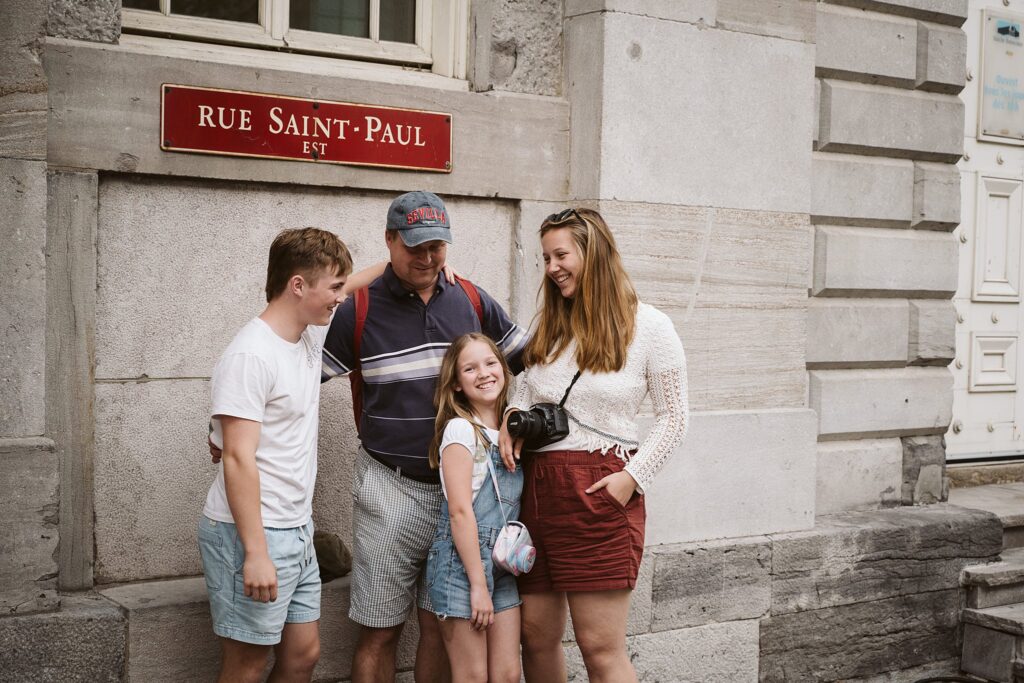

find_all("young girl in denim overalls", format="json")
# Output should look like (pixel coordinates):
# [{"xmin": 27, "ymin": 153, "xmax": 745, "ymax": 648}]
[{"xmin": 425, "ymin": 333, "xmax": 524, "ymax": 683}]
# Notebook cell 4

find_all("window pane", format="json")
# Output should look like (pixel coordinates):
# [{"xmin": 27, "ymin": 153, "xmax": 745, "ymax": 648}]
[
  {"xmin": 379, "ymin": 0, "xmax": 415, "ymax": 43},
  {"xmin": 172, "ymin": 0, "xmax": 259, "ymax": 23},
  {"xmin": 123, "ymin": 0, "xmax": 161, "ymax": 10},
  {"xmin": 290, "ymin": 0, "xmax": 370, "ymax": 39}
]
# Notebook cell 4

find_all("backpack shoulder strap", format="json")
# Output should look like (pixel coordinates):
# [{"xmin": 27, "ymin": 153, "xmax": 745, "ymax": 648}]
[
  {"xmin": 349, "ymin": 287, "xmax": 370, "ymax": 435},
  {"xmin": 455, "ymin": 276, "xmax": 484, "ymax": 326}
]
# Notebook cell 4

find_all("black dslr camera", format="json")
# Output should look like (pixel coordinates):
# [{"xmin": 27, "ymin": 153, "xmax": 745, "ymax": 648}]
[{"xmin": 506, "ymin": 403, "xmax": 571, "ymax": 449}]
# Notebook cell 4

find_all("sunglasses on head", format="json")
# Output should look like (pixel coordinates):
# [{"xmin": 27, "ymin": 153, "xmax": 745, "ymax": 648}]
[{"xmin": 545, "ymin": 208, "xmax": 583, "ymax": 224}]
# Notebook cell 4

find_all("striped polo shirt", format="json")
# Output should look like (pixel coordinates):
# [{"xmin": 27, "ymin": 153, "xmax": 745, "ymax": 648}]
[{"xmin": 322, "ymin": 265, "xmax": 528, "ymax": 481}]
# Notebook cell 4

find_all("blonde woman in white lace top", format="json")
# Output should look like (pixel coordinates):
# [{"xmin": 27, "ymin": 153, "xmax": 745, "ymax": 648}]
[{"xmin": 498, "ymin": 208, "xmax": 688, "ymax": 683}]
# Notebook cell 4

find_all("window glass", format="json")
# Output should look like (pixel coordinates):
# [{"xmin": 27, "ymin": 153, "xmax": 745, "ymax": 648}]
[
  {"xmin": 290, "ymin": 0, "xmax": 370, "ymax": 39},
  {"xmin": 173, "ymin": 0, "xmax": 259, "ymax": 23},
  {"xmin": 379, "ymin": 0, "xmax": 415, "ymax": 43},
  {"xmin": 123, "ymin": 0, "xmax": 160, "ymax": 10}
]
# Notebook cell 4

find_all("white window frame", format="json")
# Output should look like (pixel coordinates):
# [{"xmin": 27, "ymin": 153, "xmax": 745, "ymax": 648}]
[{"xmin": 122, "ymin": 0, "xmax": 468, "ymax": 77}]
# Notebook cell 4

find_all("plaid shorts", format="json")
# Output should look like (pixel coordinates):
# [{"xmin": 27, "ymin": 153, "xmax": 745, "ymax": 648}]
[{"xmin": 349, "ymin": 448, "xmax": 443, "ymax": 628}]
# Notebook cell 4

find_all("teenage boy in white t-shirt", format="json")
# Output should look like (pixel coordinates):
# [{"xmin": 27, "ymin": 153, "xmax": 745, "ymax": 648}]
[{"xmin": 199, "ymin": 227, "xmax": 352, "ymax": 683}]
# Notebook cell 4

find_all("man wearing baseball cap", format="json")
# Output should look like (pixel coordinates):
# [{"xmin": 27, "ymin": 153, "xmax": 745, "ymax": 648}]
[{"xmin": 322, "ymin": 191, "xmax": 528, "ymax": 682}]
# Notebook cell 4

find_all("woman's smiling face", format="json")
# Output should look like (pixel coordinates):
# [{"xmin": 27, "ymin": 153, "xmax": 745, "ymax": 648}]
[{"xmin": 542, "ymin": 227, "xmax": 583, "ymax": 299}]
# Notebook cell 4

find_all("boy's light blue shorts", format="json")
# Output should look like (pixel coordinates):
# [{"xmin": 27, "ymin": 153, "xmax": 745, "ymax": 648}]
[{"xmin": 197, "ymin": 515, "xmax": 320, "ymax": 645}]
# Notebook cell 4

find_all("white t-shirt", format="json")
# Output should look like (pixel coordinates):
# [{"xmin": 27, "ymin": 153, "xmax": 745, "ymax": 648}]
[
  {"xmin": 203, "ymin": 317, "xmax": 328, "ymax": 528},
  {"xmin": 438, "ymin": 417, "xmax": 499, "ymax": 502}
]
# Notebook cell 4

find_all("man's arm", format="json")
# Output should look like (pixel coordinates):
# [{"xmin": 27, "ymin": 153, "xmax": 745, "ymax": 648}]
[
  {"xmin": 220, "ymin": 415, "xmax": 278, "ymax": 603},
  {"xmin": 476, "ymin": 285, "xmax": 529, "ymax": 374}
]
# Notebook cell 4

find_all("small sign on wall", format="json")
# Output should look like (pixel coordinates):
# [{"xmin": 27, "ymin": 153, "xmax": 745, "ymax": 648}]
[
  {"xmin": 160, "ymin": 84, "xmax": 453, "ymax": 172},
  {"xmin": 981, "ymin": 9, "xmax": 1024, "ymax": 142}
]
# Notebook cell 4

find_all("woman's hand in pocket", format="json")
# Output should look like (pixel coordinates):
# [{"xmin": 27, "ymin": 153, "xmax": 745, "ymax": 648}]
[{"xmin": 586, "ymin": 470, "xmax": 638, "ymax": 508}]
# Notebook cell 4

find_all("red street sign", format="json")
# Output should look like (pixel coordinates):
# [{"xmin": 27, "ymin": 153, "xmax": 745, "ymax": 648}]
[{"xmin": 160, "ymin": 84, "xmax": 452, "ymax": 173}]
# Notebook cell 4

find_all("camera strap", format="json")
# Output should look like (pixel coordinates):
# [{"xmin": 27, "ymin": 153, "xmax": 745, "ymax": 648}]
[{"xmin": 558, "ymin": 370, "xmax": 583, "ymax": 408}]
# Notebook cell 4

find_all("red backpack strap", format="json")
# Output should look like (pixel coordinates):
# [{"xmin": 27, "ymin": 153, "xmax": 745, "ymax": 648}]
[
  {"xmin": 455, "ymin": 276, "xmax": 484, "ymax": 326},
  {"xmin": 349, "ymin": 287, "xmax": 369, "ymax": 434}
]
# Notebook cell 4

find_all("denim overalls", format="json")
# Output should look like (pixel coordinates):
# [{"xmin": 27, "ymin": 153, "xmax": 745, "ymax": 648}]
[{"xmin": 425, "ymin": 433, "xmax": 524, "ymax": 619}]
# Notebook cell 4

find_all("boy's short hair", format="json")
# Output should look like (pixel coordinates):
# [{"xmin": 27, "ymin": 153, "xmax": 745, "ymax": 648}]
[{"xmin": 265, "ymin": 227, "xmax": 353, "ymax": 302}]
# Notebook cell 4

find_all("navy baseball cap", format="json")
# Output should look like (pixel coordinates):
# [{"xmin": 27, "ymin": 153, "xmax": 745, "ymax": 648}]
[{"xmin": 386, "ymin": 191, "xmax": 452, "ymax": 246}]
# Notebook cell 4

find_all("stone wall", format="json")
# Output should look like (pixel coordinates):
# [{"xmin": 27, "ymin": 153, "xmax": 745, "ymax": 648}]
[{"xmin": 809, "ymin": 0, "xmax": 966, "ymax": 511}]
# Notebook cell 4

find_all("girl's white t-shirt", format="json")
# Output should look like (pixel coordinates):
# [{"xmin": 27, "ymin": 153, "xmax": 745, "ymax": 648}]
[{"xmin": 438, "ymin": 418, "xmax": 499, "ymax": 501}]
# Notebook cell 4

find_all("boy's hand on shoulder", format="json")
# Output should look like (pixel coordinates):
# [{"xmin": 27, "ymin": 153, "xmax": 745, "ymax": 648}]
[{"xmin": 243, "ymin": 551, "xmax": 278, "ymax": 603}]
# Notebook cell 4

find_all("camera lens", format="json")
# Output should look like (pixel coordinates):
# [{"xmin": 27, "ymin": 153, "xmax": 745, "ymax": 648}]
[{"xmin": 507, "ymin": 409, "xmax": 544, "ymax": 440}]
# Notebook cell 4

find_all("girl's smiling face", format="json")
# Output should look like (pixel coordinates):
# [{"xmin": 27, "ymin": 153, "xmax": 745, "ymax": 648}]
[
  {"xmin": 541, "ymin": 227, "xmax": 584, "ymax": 299},
  {"xmin": 455, "ymin": 339, "xmax": 505, "ymax": 409}
]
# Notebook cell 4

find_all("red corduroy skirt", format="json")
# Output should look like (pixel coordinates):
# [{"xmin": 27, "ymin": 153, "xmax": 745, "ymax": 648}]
[{"xmin": 516, "ymin": 449, "xmax": 646, "ymax": 594}]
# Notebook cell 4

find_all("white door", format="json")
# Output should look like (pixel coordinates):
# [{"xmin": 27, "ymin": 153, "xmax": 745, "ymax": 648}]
[{"xmin": 949, "ymin": 1, "xmax": 1024, "ymax": 460}]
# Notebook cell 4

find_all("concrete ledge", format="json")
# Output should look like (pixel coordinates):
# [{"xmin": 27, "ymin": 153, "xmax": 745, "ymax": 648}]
[
  {"xmin": 811, "ymin": 153, "xmax": 913, "ymax": 228},
  {"xmin": 820, "ymin": 0, "xmax": 968, "ymax": 27},
  {"xmin": 806, "ymin": 298, "xmax": 910, "ymax": 368},
  {"xmin": 812, "ymin": 226, "xmax": 958, "ymax": 298},
  {"xmin": 816, "ymin": 5, "xmax": 918, "ymax": 88},
  {"xmin": 818, "ymin": 80, "xmax": 963, "ymax": 161},
  {"xmin": 809, "ymin": 367, "xmax": 953, "ymax": 439},
  {"xmin": 0, "ymin": 593, "xmax": 126, "ymax": 682}
]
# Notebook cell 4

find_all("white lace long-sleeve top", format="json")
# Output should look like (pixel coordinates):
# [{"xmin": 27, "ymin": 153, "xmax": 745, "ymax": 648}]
[{"xmin": 509, "ymin": 302, "xmax": 689, "ymax": 494}]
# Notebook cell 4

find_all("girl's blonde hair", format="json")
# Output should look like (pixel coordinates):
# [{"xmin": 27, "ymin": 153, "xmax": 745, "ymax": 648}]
[
  {"xmin": 523, "ymin": 208, "xmax": 639, "ymax": 373},
  {"xmin": 429, "ymin": 333, "xmax": 512, "ymax": 469}
]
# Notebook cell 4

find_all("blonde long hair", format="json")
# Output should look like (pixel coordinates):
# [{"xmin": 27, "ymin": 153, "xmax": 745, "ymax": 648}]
[
  {"xmin": 523, "ymin": 209, "xmax": 638, "ymax": 373},
  {"xmin": 429, "ymin": 333, "xmax": 512, "ymax": 469}
]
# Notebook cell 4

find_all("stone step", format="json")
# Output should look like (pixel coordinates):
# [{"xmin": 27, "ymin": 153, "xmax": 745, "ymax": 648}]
[
  {"xmin": 963, "ymin": 604, "xmax": 1024, "ymax": 683},
  {"xmin": 98, "ymin": 575, "xmax": 421, "ymax": 682},
  {"xmin": 950, "ymin": 483, "xmax": 1024, "ymax": 550},
  {"xmin": 963, "ymin": 548, "xmax": 1024, "ymax": 608}
]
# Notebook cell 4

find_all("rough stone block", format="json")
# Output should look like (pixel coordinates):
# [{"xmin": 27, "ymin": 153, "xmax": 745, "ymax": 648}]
[
  {"xmin": 902, "ymin": 434, "xmax": 948, "ymax": 504},
  {"xmin": 566, "ymin": 620, "xmax": 760, "ymax": 682},
  {"xmin": 760, "ymin": 589, "xmax": 961, "ymax": 681},
  {"xmin": 0, "ymin": 159, "xmax": 46, "ymax": 437},
  {"xmin": 489, "ymin": 0, "xmax": 560, "ymax": 96},
  {"xmin": 908, "ymin": 299, "xmax": 955, "ymax": 365},
  {"xmin": 650, "ymin": 536, "xmax": 771, "ymax": 631},
  {"xmin": 916, "ymin": 21, "xmax": 967, "ymax": 93},
  {"xmin": 595, "ymin": 14, "xmax": 814, "ymax": 213},
  {"xmin": 48, "ymin": 0, "xmax": 119, "ymax": 43},
  {"xmin": 816, "ymin": 438, "xmax": 903, "ymax": 513},
  {"xmin": 644, "ymin": 409, "xmax": 817, "ymax": 545},
  {"xmin": 0, "ymin": 593, "xmax": 126, "ymax": 682},
  {"xmin": 770, "ymin": 505, "xmax": 1000, "ymax": 615},
  {"xmin": 96, "ymin": 177, "xmax": 516, "ymax": 379},
  {"xmin": 0, "ymin": 438, "xmax": 58, "ymax": 611},
  {"xmin": 810, "ymin": 367, "xmax": 953, "ymax": 439},
  {"xmin": 0, "ymin": 0, "xmax": 47, "ymax": 160},
  {"xmin": 962, "ymin": 623, "xmax": 1013, "ymax": 683},
  {"xmin": 913, "ymin": 161, "xmax": 961, "ymax": 229},
  {"xmin": 812, "ymin": 226, "xmax": 958, "ymax": 297},
  {"xmin": 818, "ymin": 80, "xmax": 964, "ymax": 161},
  {"xmin": 842, "ymin": 660, "xmax": 966, "ymax": 683},
  {"xmin": 811, "ymin": 152, "xmax": 914, "ymax": 227},
  {"xmin": 821, "ymin": 0, "xmax": 968, "ymax": 26},
  {"xmin": 816, "ymin": 5, "xmax": 918, "ymax": 87},
  {"xmin": 807, "ymin": 298, "xmax": 910, "ymax": 367}
]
